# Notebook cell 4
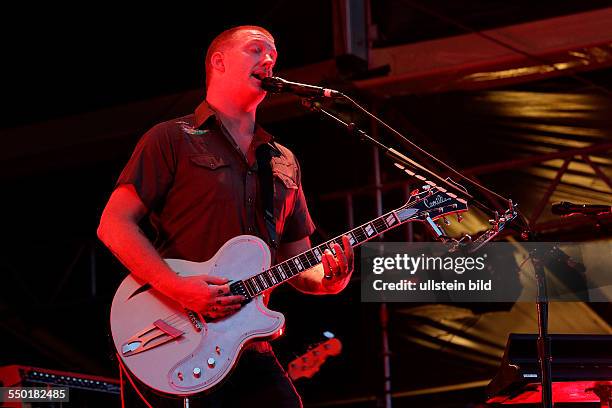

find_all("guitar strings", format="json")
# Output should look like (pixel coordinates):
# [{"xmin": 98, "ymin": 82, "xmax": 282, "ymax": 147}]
[{"xmin": 145, "ymin": 194, "xmax": 434, "ymax": 333}]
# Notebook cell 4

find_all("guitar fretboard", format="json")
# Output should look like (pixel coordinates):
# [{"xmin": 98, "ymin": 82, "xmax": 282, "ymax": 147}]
[{"xmin": 239, "ymin": 208, "xmax": 410, "ymax": 297}]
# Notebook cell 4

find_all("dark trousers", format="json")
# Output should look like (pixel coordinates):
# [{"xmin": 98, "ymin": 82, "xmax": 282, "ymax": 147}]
[{"xmin": 121, "ymin": 349, "xmax": 302, "ymax": 407}]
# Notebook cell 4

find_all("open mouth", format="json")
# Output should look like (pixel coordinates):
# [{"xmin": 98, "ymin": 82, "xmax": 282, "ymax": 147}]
[{"xmin": 251, "ymin": 72, "xmax": 268, "ymax": 81}]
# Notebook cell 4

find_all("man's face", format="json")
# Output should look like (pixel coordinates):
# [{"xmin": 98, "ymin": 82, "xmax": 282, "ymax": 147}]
[{"xmin": 219, "ymin": 29, "xmax": 277, "ymax": 103}]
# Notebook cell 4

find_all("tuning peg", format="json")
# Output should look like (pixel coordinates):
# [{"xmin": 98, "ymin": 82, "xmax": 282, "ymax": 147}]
[
  {"xmin": 442, "ymin": 217, "xmax": 451, "ymax": 226},
  {"xmin": 422, "ymin": 184, "xmax": 431, "ymax": 191},
  {"xmin": 456, "ymin": 214, "xmax": 463, "ymax": 223}
]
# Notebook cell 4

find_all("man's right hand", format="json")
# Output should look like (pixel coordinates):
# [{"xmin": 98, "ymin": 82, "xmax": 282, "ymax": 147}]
[{"xmin": 168, "ymin": 275, "xmax": 246, "ymax": 320}]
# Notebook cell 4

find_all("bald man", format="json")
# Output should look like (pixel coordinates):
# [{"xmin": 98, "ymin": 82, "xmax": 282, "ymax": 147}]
[{"xmin": 98, "ymin": 26, "xmax": 353, "ymax": 407}]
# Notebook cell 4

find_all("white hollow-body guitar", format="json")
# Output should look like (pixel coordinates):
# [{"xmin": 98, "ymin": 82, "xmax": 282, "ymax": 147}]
[{"xmin": 110, "ymin": 185, "xmax": 468, "ymax": 396}]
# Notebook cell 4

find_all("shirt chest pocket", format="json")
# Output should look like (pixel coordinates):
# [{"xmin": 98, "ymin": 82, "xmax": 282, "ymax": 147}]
[{"xmin": 186, "ymin": 153, "xmax": 234, "ymax": 199}]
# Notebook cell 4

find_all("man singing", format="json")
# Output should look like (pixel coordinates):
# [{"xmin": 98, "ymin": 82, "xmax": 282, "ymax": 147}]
[{"xmin": 98, "ymin": 25, "xmax": 354, "ymax": 407}]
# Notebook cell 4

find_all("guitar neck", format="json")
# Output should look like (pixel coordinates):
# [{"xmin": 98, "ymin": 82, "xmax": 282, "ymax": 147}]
[{"xmin": 238, "ymin": 206, "xmax": 413, "ymax": 297}]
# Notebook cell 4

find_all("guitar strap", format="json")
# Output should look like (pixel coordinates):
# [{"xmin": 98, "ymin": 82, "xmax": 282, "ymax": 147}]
[{"xmin": 256, "ymin": 144, "xmax": 278, "ymax": 249}]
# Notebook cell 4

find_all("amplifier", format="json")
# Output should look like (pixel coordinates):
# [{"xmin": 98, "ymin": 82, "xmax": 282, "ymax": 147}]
[
  {"xmin": 487, "ymin": 334, "xmax": 612, "ymax": 405},
  {"xmin": 0, "ymin": 365, "xmax": 120, "ymax": 407}
]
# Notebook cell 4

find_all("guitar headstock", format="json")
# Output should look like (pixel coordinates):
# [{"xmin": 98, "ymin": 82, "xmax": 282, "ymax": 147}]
[
  {"xmin": 287, "ymin": 338, "xmax": 342, "ymax": 381},
  {"xmin": 395, "ymin": 181, "xmax": 469, "ymax": 223}
]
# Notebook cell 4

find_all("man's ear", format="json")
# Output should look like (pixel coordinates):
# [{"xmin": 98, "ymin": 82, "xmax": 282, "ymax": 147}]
[{"xmin": 210, "ymin": 51, "xmax": 225, "ymax": 73}]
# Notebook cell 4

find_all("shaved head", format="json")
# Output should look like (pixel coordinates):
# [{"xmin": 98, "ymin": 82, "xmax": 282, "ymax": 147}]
[{"xmin": 205, "ymin": 25, "xmax": 274, "ymax": 88}]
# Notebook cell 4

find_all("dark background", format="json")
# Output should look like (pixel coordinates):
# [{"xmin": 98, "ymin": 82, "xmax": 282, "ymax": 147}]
[{"xmin": 1, "ymin": 2, "xmax": 612, "ymax": 407}]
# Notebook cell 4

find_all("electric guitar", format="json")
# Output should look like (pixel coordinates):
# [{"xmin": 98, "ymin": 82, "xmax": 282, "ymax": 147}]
[
  {"xmin": 287, "ymin": 337, "xmax": 342, "ymax": 381},
  {"xmin": 110, "ymin": 185, "xmax": 468, "ymax": 395}
]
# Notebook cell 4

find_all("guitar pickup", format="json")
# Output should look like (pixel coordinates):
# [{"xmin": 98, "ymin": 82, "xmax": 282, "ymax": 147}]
[{"xmin": 121, "ymin": 319, "xmax": 185, "ymax": 357}]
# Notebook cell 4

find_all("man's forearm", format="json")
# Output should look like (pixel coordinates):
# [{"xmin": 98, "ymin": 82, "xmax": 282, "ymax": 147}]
[{"xmin": 97, "ymin": 217, "xmax": 180, "ymax": 297}]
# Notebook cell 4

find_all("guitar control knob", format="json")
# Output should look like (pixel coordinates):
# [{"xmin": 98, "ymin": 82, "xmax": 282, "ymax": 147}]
[
  {"xmin": 193, "ymin": 367, "xmax": 201, "ymax": 378},
  {"xmin": 207, "ymin": 358, "xmax": 216, "ymax": 368}
]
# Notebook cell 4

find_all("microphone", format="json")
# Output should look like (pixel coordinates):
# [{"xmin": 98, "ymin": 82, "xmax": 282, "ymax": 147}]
[
  {"xmin": 551, "ymin": 201, "xmax": 611, "ymax": 216},
  {"xmin": 261, "ymin": 76, "xmax": 343, "ymax": 98}
]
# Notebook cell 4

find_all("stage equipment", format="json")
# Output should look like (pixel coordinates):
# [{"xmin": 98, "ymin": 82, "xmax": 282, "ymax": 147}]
[
  {"xmin": 552, "ymin": 201, "xmax": 611, "ymax": 216},
  {"xmin": 0, "ymin": 364, "xmax": 119, "ymax": 408},
  {"xmin": 487, "ymin": 334, "xmax": 612, "ymax": 406}
]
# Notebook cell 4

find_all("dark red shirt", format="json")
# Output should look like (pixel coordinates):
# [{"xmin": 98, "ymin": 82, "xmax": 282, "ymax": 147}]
[{"xmin": 116, "ymin": 101, "xmax": 315, "ymax": 263}]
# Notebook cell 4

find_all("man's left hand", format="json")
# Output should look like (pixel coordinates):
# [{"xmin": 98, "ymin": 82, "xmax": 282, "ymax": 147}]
[{"xmin": 321, "ymin": 235, "xmax": 354, "ymax": 293}]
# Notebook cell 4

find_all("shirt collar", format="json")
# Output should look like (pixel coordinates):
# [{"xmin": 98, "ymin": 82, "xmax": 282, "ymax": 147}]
[
  {"xmin": 194, "ymin": 100, "xmax": 282, "ymax": 157},
  {"xmin": 194, "ymin": 100, "xmax": 216, "ymax": 129},
  {"xmin": 254, "ymin": 124, "xmax": 282, "ymax": 157}
]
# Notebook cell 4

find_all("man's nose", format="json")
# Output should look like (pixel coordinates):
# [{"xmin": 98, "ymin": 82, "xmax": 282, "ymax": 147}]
[{"xmin": 263, "ymin": 53, "xmax": 275, "ymax": 66}]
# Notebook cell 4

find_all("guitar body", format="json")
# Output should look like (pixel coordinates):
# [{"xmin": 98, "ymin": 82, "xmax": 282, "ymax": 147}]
[{"xmin": 110, "ymin": 235, "xmax": 285, "ymax": 396}]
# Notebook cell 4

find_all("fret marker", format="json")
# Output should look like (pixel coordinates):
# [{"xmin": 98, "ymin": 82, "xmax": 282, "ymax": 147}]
[
  {"xmin": 348, "ymin": 234, "xmax": 356, "ymax": 245},
  {"xmin": 294, "ymin": 258, "xmax": 304, "ymax": 271},
  {"xmin": 313, "ymin": 248, "xmax": 322, "ymax": 261},
  {"xmin": 252, "ymin": 279, "xmax": 260, "ymax": 293},
  {"xmin": 365, "ymin": 224, "xmax": 375, "ymax": 236},
  {"xmin": 386, "ymin": 214, "xmax": 397, "ymax": 226}
]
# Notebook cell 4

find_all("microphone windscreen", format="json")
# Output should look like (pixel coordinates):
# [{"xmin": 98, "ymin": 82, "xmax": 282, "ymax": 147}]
[{"xmin": 261, "ymin": 77, "xmax": 285, "ymax": 93}]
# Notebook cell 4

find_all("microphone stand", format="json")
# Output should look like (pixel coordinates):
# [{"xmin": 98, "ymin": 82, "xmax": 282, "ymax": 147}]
[
  {"xmin": 300, "ymin": 98, "xmax": 526, "ymax": 237},
  {"xmin": 531, "ymin": 248, "xmax": 553, "ymax": 408},
  {"xmin": 301, "ymin": 98, "xmax": 474, "ymax": 203},
  {"xmin": 334, "ymin": 93, "xmax": 530, "ymax": 232},
  {"xmin": 299, "ymin": 96, "xmax": 555, "ymax": 408},
  {"xmin": 302, "ymin": 98, "xmax": 507, "ymax": 408}
]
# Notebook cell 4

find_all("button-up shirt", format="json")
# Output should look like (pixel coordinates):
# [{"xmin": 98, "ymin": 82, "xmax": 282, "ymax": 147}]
[{"xmin": 116, "ymin": 100, "xmax": 315, "ymax": 263}]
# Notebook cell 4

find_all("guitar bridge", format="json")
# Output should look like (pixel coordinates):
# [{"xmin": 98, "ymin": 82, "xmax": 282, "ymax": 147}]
[{"xmin": 121, "ymin": 319, "xmax": 185, "ymax": 357}]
